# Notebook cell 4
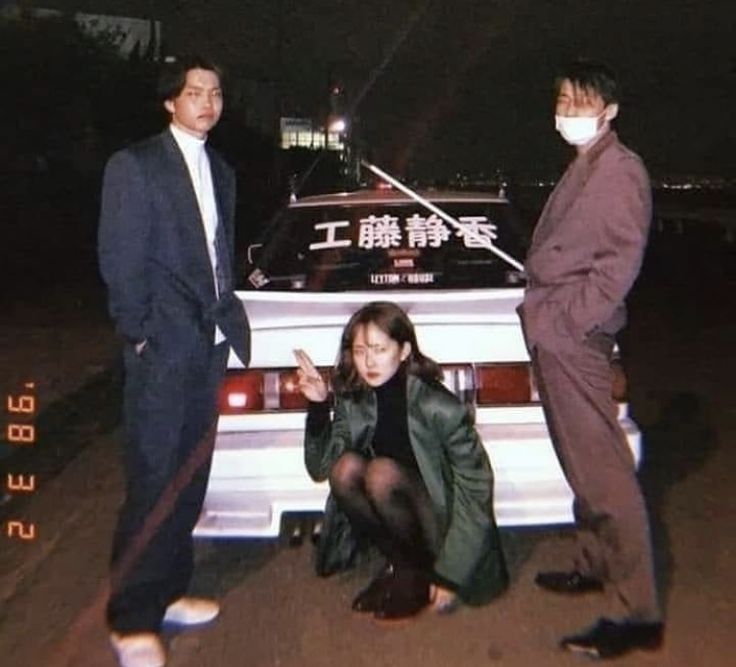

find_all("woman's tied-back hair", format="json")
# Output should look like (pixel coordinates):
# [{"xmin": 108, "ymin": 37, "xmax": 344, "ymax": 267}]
[{"xmin": 333, "ymin": 301, "xmax": 443, "ymax": 393}]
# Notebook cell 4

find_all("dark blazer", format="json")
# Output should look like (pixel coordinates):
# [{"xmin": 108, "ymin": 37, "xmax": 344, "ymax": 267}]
[
  {"xmin": 305, "ymin": 375, "xmax": 508, "ymax": 605},
  {"xmin": 98, "ymin": 129, "xmax": 250, "ymax": 365},
  {"xmin": 518, "ymin": 131, "xmax": 651, "ymax": 352}
]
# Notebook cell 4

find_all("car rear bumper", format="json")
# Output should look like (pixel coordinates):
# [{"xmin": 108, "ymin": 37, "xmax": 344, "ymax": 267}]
[{"xmin": 194, "ymin": 414, "xmax": 642, "ymax": 538}]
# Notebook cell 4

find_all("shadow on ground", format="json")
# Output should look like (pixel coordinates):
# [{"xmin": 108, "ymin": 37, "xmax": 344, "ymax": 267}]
[{"xmin": 639, "ymin": 392, "xmax": 718, "ymax": 613}]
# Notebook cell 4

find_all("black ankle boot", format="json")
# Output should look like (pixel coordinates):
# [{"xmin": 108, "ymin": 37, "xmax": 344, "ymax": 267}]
[
  {"xmin": 351, "ymin": 564, "xmax": 395, "ymax": 613},
  {"xmin": 373, "ymin": 568, "xmax": 430, "ymax": 620}
]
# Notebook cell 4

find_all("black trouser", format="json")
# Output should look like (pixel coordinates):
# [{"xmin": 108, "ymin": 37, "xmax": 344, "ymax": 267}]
[{"xmin": 107, "ymin": 338, "xmax": 228, "ymax": 634}]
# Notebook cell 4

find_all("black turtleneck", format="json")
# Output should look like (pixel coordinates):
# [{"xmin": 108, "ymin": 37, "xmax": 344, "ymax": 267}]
[
  {"xmin": 372, "ymin": 367, "xmax": 418, "ymax": 471},
  {"xmin": 305, "ymin": 368, "xmax": 419, "ymax": 472}
]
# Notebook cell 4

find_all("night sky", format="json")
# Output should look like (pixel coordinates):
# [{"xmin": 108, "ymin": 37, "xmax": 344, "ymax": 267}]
[{"xmin": 40, "ymin": 0, "xmax": 736, "ymax": 180}]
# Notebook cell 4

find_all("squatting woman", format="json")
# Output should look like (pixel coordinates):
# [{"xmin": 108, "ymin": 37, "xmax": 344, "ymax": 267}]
[{"xmin": 294, "ymin": 301, "xmax": 508, "ymax": 620}]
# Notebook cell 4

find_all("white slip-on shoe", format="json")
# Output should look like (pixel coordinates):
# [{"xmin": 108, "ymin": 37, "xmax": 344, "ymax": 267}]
[
  {"xmin": 163, "ymin": 597, "xmax": 220, "ymax": 626},
  {"xmin": 109, "ymin": 632, "xmax": 166, "ymax": 667}
]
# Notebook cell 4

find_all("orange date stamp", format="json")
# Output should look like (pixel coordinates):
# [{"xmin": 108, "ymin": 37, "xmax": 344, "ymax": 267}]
[{"xmin": 4, "ymin": 381, "xmax": 37, "ymax": 540}]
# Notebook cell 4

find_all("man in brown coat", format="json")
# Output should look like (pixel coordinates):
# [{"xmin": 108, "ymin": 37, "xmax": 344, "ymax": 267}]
[{"xmin": 518, "ymin": 60, "xmax": 663, "ymax": 659}]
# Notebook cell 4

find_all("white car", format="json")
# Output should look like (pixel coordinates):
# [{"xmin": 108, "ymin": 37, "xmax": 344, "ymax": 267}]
[{"xmin": 194, "ymin": 188, "xmax": 640, "ymax": 538}]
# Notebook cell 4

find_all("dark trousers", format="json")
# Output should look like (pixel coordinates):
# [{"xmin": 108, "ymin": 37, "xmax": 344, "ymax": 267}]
[
  {"xmin": 532, "ymin": 334, "xmax": 661, "ymax": 622},
  {"xmin": 107, "ymin": 337, "xmax": 228, "ymax": 634}
]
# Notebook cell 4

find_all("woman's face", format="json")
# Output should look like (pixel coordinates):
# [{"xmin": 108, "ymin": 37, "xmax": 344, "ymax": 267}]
[{"xmin": 351, "ymin": 322, "xmax": 411, "ymax": 387}]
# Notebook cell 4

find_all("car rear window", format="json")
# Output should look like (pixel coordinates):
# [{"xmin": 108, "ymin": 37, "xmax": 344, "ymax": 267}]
[{"xmin": 249, "ymin": 200, "xmax": 528, "ymax": 292}]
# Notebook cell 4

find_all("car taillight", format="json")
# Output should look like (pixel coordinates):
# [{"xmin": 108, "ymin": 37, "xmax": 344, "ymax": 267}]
[
  {"xmin": 219, "ymin": 371, "xmax": 265, "ymax": 414},
  {"xmin": 475, "ymin": 363, "xmax": 532, "ymax": 405},
  {"xmin": 219, "ymin": 360, "xmax": 626, "ymax": 415},
  {"xmin": 219, "ymin": 368, "xmax": 332, "ymax": 413},
  {"xmin": 278, "ymin": 370, "xmax": 309, "ymax": 410}
]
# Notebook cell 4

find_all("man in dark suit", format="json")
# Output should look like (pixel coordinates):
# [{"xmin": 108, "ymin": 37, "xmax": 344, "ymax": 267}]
[
  {"xmin": 98, "ymin": 55, "xmax": 249, "ymax": 667},
  {"xmin": 518, "ymin": 60, "xmax": 663, "ymax": 659}
]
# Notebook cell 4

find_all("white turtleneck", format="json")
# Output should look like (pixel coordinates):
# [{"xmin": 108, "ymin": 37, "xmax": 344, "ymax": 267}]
[{"xmin": 169, "ymin": 124, "xmax": 225, "ymax": 343}]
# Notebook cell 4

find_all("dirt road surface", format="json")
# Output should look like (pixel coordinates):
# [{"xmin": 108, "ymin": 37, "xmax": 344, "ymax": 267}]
[{"xmin": 1, "ymin": 230, "xmax": 734, "ymax": 666}]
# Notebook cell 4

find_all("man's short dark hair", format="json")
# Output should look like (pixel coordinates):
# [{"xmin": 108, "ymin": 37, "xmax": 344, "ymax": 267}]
[
  {"xmin": 555, "ymin": 60, "xmax": 619, "ymax": 105},
  {"xmin": 157, "ymin": 54, "xmax": 224, "ymax": 103}
]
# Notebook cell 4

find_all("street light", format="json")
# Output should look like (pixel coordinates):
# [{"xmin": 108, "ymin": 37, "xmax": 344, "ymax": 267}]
[{"xmin": 328, "ymin": 117, "xmax": 347, "ymax": 134}]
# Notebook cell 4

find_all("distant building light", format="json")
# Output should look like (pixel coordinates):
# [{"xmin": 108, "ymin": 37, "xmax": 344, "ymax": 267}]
[{"xmin": 280, "ymin": 117, "xmax": 344, "ymax": 151}]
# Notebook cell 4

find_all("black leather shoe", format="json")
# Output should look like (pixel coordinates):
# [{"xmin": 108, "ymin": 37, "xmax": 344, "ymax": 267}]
[
  {"xmin": 535, "ymin": 570, "xmax": 604, "ymax": 594},
  {"xmin": 351, "ymin": 565, "xmax": 394, "ymax": 613},
  {"xmin": 373, "ymin": 568, "xmax": 430, "ymax": 621},
  {"xmin": 560, "ymin": 617, "xmax": 664, "ymax": 659}
]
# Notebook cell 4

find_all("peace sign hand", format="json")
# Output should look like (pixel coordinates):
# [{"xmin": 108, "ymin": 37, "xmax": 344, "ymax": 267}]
[{"xmin": 293, "ymin": 349, "xmax": 328, "ymax": 403}]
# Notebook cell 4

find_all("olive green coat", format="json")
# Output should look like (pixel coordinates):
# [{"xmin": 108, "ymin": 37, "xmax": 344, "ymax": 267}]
[{"xmin": 304, "ymin": 374, "xmax": 508, "ymax": 605}]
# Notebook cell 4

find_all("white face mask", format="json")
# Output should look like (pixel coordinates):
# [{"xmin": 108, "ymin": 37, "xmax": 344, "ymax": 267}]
[{"xmin": 555, "ymin": 110, "xmax": 606, "ymax": 146}]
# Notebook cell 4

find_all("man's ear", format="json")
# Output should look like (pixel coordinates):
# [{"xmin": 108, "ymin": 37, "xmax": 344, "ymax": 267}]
[
  {"xmin": 164, "ymin": 99, "xmax": 175, "ymax": 115},
  {"xmin": 605, "ymin": 103, "xmax": 619, "ymax": 122}
]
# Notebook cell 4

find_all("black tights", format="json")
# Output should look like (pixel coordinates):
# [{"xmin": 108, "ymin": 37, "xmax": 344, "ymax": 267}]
[{"xmin": 329, "ymin": 452, "xmax": 438, "ymax": 571}]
